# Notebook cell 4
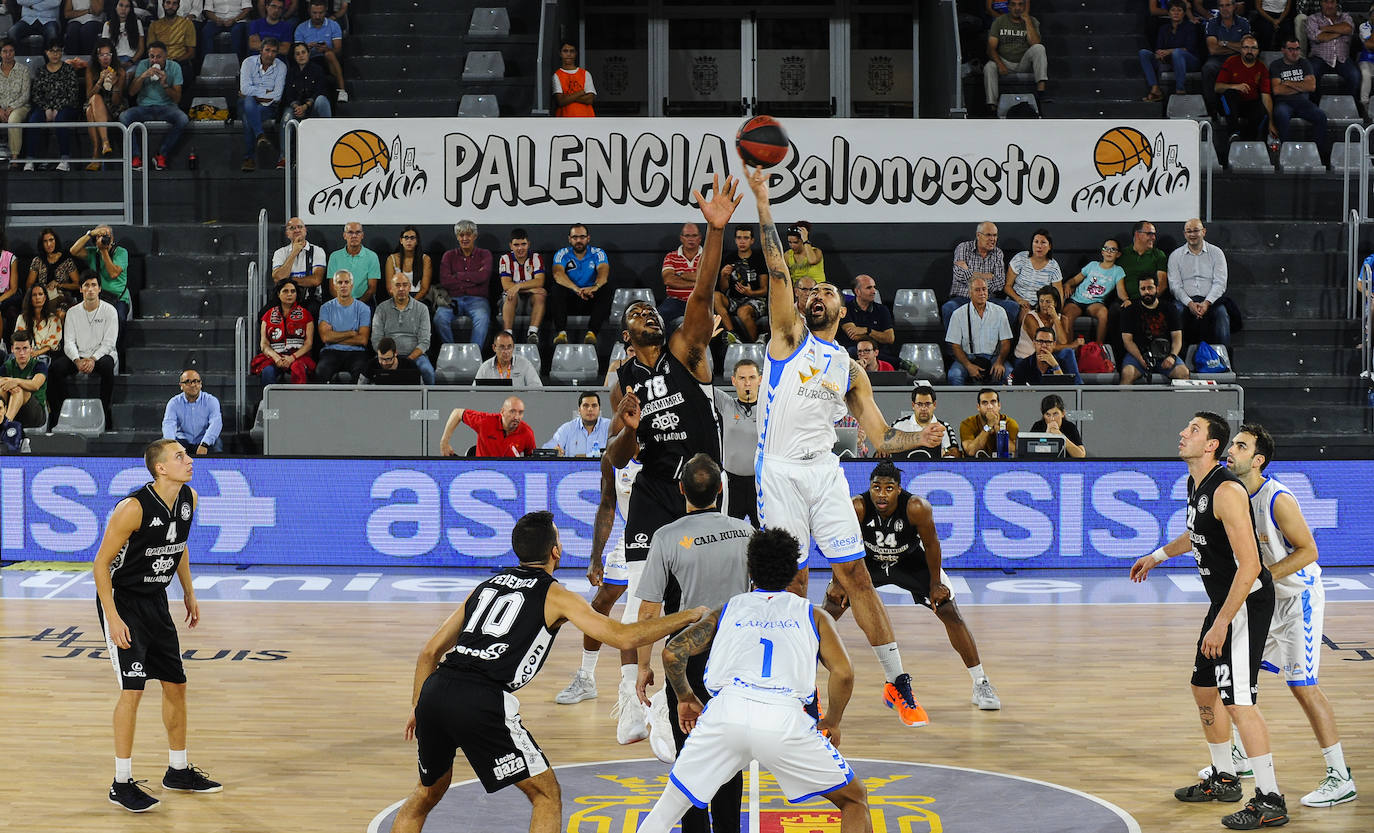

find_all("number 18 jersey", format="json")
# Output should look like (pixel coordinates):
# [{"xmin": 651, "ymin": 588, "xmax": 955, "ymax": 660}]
[{"xmin": 704, "ymin": 590, "xmax": 819, "ymax": 704}]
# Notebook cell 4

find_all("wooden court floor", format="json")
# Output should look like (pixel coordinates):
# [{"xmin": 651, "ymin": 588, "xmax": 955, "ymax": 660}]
[{"xmin": 2, "ymin": 595, "xmax": 1369, "ymax": 833}]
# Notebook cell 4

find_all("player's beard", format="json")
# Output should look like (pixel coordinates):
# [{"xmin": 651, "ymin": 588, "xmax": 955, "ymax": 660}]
[
  {"xmin": 631, "ymin": 326, "xmax": 665, "ymax": 348},
  {"xmin": 805, "ymin": 305, "xmax": 837, "ymax": 331}
]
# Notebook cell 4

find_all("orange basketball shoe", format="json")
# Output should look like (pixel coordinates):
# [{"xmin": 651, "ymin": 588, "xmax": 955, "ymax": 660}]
[{"xmin": 882, "ymin": 673, "xmax": 930, "ymax": 727}]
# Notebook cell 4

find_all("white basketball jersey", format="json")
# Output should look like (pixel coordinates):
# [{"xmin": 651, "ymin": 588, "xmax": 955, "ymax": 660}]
[
  {"xmin": 1251, "ymin": 477, "xmax": 1320, "ymax": 599},
  {"xmin": 759, "ymin": 332, "xmax": 851, "ymax": 460},
  {"xmin": 615, "ymin": 459, "xmax": 641, "ymax": 523},
  {"xmin": 704, "ymin": 590, "xmax": 819, "ymax": 704}
]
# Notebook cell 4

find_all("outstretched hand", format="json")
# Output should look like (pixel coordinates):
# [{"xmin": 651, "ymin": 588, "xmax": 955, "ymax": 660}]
[
  {"xmin": 742, "ymin": 163, "xmax": 770, "ymax": 202},
  {"xmin": 694, "ymin": 173, "xmax": 743, "ymax": 230}
]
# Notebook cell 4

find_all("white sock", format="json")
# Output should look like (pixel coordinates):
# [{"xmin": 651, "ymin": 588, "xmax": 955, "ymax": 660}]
[
  {"xmin": 115, "ymin": 757, "xmax": 133, "ymax": 783},
  {"xmin": 1209, "ymin": 742, "xmax": 1235, "ymax": 776},
  {"xmin": 620, "ymin": 664, "xmax": 637, "ymax": 685},
  {"xmin": 872, "ymin": 643, "xmax": 904, "ymax": 683},
  {"xmin": 1321, "ymin": 742, "xmax": 1349, "ymax": 776},
  {"xmin": 169, "ymin": 749, "xmax": 188, "ymax": 770},
  {"xmin": 1251, "ymin": 752, "xmax": 1278, "ymax": 796},
  {"xmin": 581, "ymin": 649, "xmax": 599, "ymax": 674},
  {"xmin": 967, "ymin": 664, "xmax": 987, "ymax": 684}
]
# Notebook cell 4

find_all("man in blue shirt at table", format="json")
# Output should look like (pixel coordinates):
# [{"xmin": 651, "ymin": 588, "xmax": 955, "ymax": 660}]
[
  {"xmin": 543, "ymin": 390, "xmax": 610, "ymax": 456},
  {"xmin": 162, "ymin": 369, "xmax": 223, "ymax": 453}
]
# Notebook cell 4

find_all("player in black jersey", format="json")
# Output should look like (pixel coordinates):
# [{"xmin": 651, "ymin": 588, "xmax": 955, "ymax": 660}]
[
  {"xmin": 393, "ymin": 511, "xmax": 707, "ymax": 833},
  {"xmin": 823, "ymin": 462, "xmax": 1001, "ymax": 711},
  {"xmin": 91, "ymin": 439, "xmax": 220, "ymax": 813},
  {"xmin": 602, "ymin": 175, "xmax": 740, "ymax": 750},
  {"xmin": 1130, "ymin": 412, "xmax": 1287, "ymax": 830}
]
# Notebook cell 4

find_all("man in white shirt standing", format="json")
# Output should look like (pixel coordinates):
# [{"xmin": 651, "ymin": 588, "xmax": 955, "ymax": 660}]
[
  {"xmin": 238, "ymin": 36, "xmax": 286, "ymax": 172},
  {"xmin": 271, "ymin": 216, "xmax": 327, "ymax": 311},
  {"xmin": 47, "ymin": 273, "xmax": 118, "ymax": 431},
  {"xmin": 1168, "ymin": 218, "xmax": 1231, "ymax": 350}
]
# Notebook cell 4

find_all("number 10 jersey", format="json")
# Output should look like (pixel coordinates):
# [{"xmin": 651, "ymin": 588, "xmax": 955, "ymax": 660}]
[{"xmin": 439, "ymin": 565, "xmax": 560, "ymax": 691}]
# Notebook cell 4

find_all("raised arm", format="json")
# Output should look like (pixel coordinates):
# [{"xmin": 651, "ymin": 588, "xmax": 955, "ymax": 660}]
[
  {"xmin": 744, "ymin": 164, "xmax": 804, "ymax": 356},
  {"xmin": 671, "ymin": 174, "xmax": 741, "ymax": 379}
]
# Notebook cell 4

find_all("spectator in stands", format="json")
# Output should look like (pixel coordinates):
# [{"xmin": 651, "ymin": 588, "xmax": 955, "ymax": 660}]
[
  {"xmin": 294, "ymin": 0, "xmax": 345, "ymax": 101},
  {"xmin": 256, "ymin": 0, "xmax": 298, "ymax": 24},
  {"xmin": 854, "ymin": 337, "xmax": 895, "ymax": 373},
  {"xmin": 237, "ymin": 35, "xmax": 285, "ymax": 172},
  {"xmin": 959, "ymin": 388, "xmax": 1018, "ymax": 458},
  {"xmin": 475, "ymin": 329, "xmax": 541, "ymax": 386},
  {"xmin": 21, "ymin": 41, "xmax": 81, "ymax": 172},
  {"xmin": 1359, "ymin": 6, "xmax": 1374, "ymax": 115},
  {"xmin": 83, "ymin": 39, "xmax": 126, "ymax": 170},
  {"xmin": 1168, "ymin": 218, "xmax": 1231, "ymax": 349},
  {"xmin": 250, "ymin": 277, "xmax": 315, "ymax": 385},
  {"xmin": 0, "ymin": 234, "xmax": 19, "ymax": 338},
  {"xmin": 9, "ymin": 0, "xmax": 62, "ymax": 53},
  {"xmin": 945, "ymin": 275, "xmax": 1012, "ymax": 386},
  {"xmin": 890, "ymin": 381, "xmax": 960, "ymax": 458},
  {"xmin": 497, "ymin": 228, "xmax": 546, "ymax": 344},
  {"xmin": 714, "ymin": 224, "xmax": 768, "ymax": 344},
  {"xmin": 1029, "ymin": 393, "xmax": 1086, "ymax": 457},
  {"xmin": 1, "ymin": 329, "xmax": 50, "ymax": 439},
  {"xmin": 196, "ymin": 0, "xmax": 250, "ymax": 66},
  {"xmin": 326, "ymin": 220, "xmax": 379, "ymax": 304},
  {"xmin": 62, "ymin": 0, "xmax": 106, "ymax": 60},
  {"xmin": 1120, "ymin": 273, "xmax": 1189, "ymax": 384},
  {"xmin": 46, "ymin": 272, "xmax": 117, "ymax": 430},
  {"xmin": 792, "ymin": 275, "xmax": 817, "ymax": 308},
  {"xmin": 271, "ymin": 216, "xmax": 326, "ymax": 309},
  {"xmin": 0, "ymin": 39, "xmax": 32, "ymax": 165},
  {"xmin": 384, "ymin": 226, "xmax": 430, "ymax": 306},
  {"xmin": 161, "ymin": 367, "xmax": 222, "ymax": 452},
  {"xmin": 1306, "ymin": 0, "xmax": 1358, "ymax": 100},
  {"xmin": 944, "ymin": 221, "xmax": 1018, "ymax": 328},
  {"xmin": 783, "ymin": 221, "xmax": 825, "ymax": 284},
  {"xmin": 1146, "ymin": 0, "xmax": 1207, "ymax": 47},
  {"xmin": 359, "ymin": 336, "xmax": 421, "ymax": 385},
  {"xmin": 604, "ymin": 340, "xmax": 633, "ymax": 387},
  {"xmin": 1270, "ymin": 37, "xmax": 1328, "ymax": 161},
  {"xmin": 146, "ymin": 0, "xmax": 196, "ymax": 85},
  {"xmin": 435, "ymin": 218, "xmax": 493, "ymax": 352},
  {"xmin": 838, "ymin": 273, "xmax": 895, "ymax": 362},
  {"xmin": 1013, "ymin": 325, "xmax": 1082, "ymax": 385},
  {"xmin": 1216, "ymin": 34, "xmax": 1273, "ymax": 146},
  {"xmin": 121, "ymin": 40, "xmax": 189, "ymax": 171},
  {"xmin": 1252, "ymin": 0, "xmax": 1297, "ymax": 50},
  {"xmin": 15, "ymin": 281, "xmax": 63, "ymax": 357},
  {"xmin": 372, "ymin": 271, "xmax": 433, "ymax": 384},
  {"xmin": 71, "ymin": 225, "xmax": 130, "ymax": 322},
  {"xmin": 102, "ymin": 0, "xmax": 146, "ymax": 68},
  {"xmin": 984, "ymin": 0, "xmax": 1047, "ymax": 111},
  {"xmin": 1014, "ymin": 284, "xmax": 1081, "ymax": 371},
  {"xmin": 1116, "ymin": 220, "xmax": 1169, "ymax": 305},
  {"xmin": 280, "ymin": 39, "xmax": 330, "ymax": 126},
  {"xmin": 315, "ymin": 269, "xmax": 371, "ymax": 383},
  {"xmin": 26, "ymin": 228, "xmax": 80, "ymax": 299},
  {"xmin": 658, "ymin": 221, "xmax": 703, "ymax": 328},
  {"xmin": 1063, "ymin": 238, "xmax": 1123, "ymax": 344},
  {"xmin": 438, "ymin": 396, "xmax": 536, "ymax": 458},
  {"xmin": 249, "ymin": 0, "xmax": 293, "ymax": 57},
  {"xmin": 1202, "ymin": 0, "xmax": 1250, "ymax": 119},
  {"xmin": 1005, "ymin": 228, "xmax": 1062, "ymax": 315},
  {"xmin": 1294, "ymin": 0, "xmax": 1323, "ymax": 53},
  {"xmin": 550, "ymin": 223, "xmax": 610, "ymax": 345},
  {"xmin": 1140, "ymin": 1, "xmax": 1202, "ymax": 102},
  {"xmin": 543, "ymin": 390, "xmax": 610, "ymax": 456},
  {"xmin": 552, "ymin": 40, "xmax": 595, "ymax": 118}
]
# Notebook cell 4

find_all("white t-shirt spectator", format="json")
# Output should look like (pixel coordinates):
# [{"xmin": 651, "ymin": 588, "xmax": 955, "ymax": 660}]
[
  {"xmin": 272, "ymin": 242, "xmax": 327, "ymax": 281},
  {"xmin": 1008, "ymin": 251, "xmax": 1063, "ymax": 300}
]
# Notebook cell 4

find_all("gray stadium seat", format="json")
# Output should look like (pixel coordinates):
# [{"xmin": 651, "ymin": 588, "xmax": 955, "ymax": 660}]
[
  {"xmin": 899, "ymin": 343, "xmax": 945, "ymax": 383},
  {"xmin": 550, "ymin": 344, "xmax": 599, "ymax": 385},
  {"xmin": 435, "ymin": 343, "xmax": 482, "ymax": 384},
  {"xmin": 1200, "ymin": 139, "xmax": 1223, "ymax": 172},
  {"xmin": 1166, "ymin": 94, "xmax": 1207, "ymax": 122},
  {"xmin": 1227, "ymin": 141, "xmax": 1273, "ymax": 172},
  {"xmin": 468, "ymin": 7, "xmax": 511, "ymax": 38},
  {"xmin": 1259, "ymin": 51, "xmax": 1281, "ymax": 68},
  {"xmin": 1185, "ymin": 343, "xmax": 1237, "ymax": 383},
  {"xmin": 514, "ymin": 342, "xmax": 541, "ymax": 373},
  {"xmin": 610, "ymin": 287, "xmax": 655, "ymax": 324},
  {"xmin": 724, "ymin": 342, "xmax": 764, "ymax": 374},
  {"xmin": 609, "ymin": 342, "xmax": 627, "ymax": 365},
  {"xmin": 1278, "ymin": 141, "xmax": 1325, "ymax": 174},
  {"xmin": 18, "ymin": 55, "xmax": 43, "ymax": 76},
  {"xmin": 198, "ymin": 53, "xmax": 239, "ymax": 86},
  {"xmin": 53, "ymin": 399, "xmax": 106, "ymax": 437},
  {"xmin": 1079, "ymin": 344, "xmax": 1119, "ymax": 385},
  {"xmin": 462, "ymin": 51, "xmax": 506, "ymax": 81},
  {"xmin": 1319, "ymin": 95, "xmax": 1362, "ymax": 132},
  {"xmin": 1330, "ymin": 140, "xmax": 1361, "ymax": 173},
  {"xmin": 893, "ymin": 288, "xmax": 940, "ymax": 329},
  {"xmin": 996, "ymin": 92, "xmax": 1038, "ymax": 118},
  {"xmin": 458, "ymin": 94, "xmax": 500, "ymax": 118}
]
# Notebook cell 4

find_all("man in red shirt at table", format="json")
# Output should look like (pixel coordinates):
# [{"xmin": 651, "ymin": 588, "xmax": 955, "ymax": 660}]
[{"xmin": 438, "ymin": 396, "xmax": 536, "ymax": 458}]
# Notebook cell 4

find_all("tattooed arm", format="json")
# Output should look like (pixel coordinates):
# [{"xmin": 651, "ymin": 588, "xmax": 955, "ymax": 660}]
[
  {"xmin": 662, "ymin": 606, "xmax": 721, "ymax": 733},
  {"xmin": 844, "ymin": 359, "xmax": 925, "ymax": 454},
  {"xmin": 586, "ymin": 454, "xmax": 618, "ymax": 586},
  {"xmin": 742, "ymin": 164, "xmax": 803, "ymax": 358}
]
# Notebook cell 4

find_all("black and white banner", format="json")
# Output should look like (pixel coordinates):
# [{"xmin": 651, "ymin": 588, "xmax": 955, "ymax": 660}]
[{"xmin": 297, "ymin": 118, "xmax": 1200, "ymax": 225}]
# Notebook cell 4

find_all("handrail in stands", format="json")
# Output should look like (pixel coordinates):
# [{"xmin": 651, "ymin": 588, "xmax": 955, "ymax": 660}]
[
  {"xmin": 1340, "ymin": 123, "xmax": 1368, "ymax": 222},
  {"xmin": 1198, "ymin": 119, "xmax": 1213, "ymax": 222},
  {"xmin": 4, "ymin": 120, "xmax": 148, "ymax": 226},
  {"xmin": 944, "ymin": 0, "xmax": 965, "ymax": 118},
  {"xmin": 234, "ymin": 315, "xmax": 246, "ymax": 433},
  {"xmin": 532, "ymin": 1, "xmax": 557, "ymax": 115},
  {"xmin": 256, "ymin": 207, "xmax": 269, "ymax": 296},
  {"xmin": 283, "ymin": 118, "xmax": 299, "ymax": 221}
]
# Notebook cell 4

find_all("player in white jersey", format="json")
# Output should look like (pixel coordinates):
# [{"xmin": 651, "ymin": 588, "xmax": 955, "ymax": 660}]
[
  {"xmin": 554, "ymin": 455, "xmax": 642, "ymax": 706},
  {"xmin": 637, "ymin": 528, "xmax": 872, "ymax": 833},
  {"xmin": 743, "ymin": 162, "xmax": 931, "ymax": 728},
  {"xmin": 1205, "ymin": 425, "xmax": 1357, "ymax": 809}
]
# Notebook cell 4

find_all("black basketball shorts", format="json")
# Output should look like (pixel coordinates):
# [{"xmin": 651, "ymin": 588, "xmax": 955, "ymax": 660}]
[
  {"xmin": 1190, "ymin": 587, "xmax": 1275, "ymax": 707},
  {"xmin": 413, "ymin": 669, "xmax": 548, "ymax": 792},
  {"xmin": 623, "ymin": 472, "xmax": 687, "ymax": 563},
  {"xmin": 96, "ymin": 594, "xmax": 186, "ymax": 690},
  {"xmin": 865, "ymin": 558, "xmax": 938, "ymax": 609}
]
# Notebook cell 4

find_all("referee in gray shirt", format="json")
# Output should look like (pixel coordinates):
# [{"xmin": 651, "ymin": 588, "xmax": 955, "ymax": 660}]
[
  {"xmin": 713, "ymin": 358, "xmax": 760, "ymax": 526},
  {"xmin": 636, "ymin": 452, "xmax": 751, "ymax": 833}
]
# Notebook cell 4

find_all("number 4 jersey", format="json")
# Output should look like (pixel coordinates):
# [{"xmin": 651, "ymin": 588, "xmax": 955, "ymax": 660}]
[
  {"xmin": 439, "ymin": 565, "xmax": 561, "ymax": 691},
  {"xmin": 109, "ymin": 482, "xmax": 194, "ymax": 596}
]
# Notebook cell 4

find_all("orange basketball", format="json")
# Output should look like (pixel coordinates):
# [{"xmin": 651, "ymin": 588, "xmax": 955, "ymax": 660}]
[
  {"xmin": 736, "ymin": 115, "xmax": 790, "ymax": 168},
  {"xmin": 330, "ymin": 130, "xmax": 391, "ymax": 181},
  {"xmin": 1093, "ymin": 127, "xmax": 1153, "ymax": 177}
]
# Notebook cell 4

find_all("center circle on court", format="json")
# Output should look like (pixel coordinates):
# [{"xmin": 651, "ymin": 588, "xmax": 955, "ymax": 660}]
[{"xmin": 368, "ymin": 757, "xmax": 1140, "ymax": 832}]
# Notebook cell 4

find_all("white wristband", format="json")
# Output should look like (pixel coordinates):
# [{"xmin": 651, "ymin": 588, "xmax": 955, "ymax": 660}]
[{"xmin": 1149, "ymin": 548, "xmax": 1169, "ymax": 565}]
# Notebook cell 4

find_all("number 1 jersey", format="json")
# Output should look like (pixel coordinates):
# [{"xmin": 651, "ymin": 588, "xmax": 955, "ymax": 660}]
[{"xmin": 704, "ymin": 590, "xmax": 819, "ymax": 704}]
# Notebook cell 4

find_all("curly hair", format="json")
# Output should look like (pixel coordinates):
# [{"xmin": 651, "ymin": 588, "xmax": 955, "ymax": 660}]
[{"xmin": 747, "ymin": 528, "xmax": 801, "ymax": 592}]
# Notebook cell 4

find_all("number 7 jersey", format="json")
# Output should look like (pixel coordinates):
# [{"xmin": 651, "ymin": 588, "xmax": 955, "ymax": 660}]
[
  {"xmin": 704, "ymin": 590, "xmax": 820, "ymax": 704},
  {"xmin": 439, "ymin": 565, "xmax": 561, "ymax": 691}
]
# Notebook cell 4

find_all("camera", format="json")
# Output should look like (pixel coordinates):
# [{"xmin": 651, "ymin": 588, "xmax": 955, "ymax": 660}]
[
  {"xmin": 786, "ymin": 225, "xmax": 802, "ymax": 238},
  {"xmin": 97, "ymin": 235, "xmax": 111, "ymax": 247}
]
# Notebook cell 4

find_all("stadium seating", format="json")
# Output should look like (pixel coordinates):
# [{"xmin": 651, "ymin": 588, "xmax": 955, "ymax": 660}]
[
  {"xmin": 53, "ymin": 399, "xmax": 107, "ymax": 437},
  {"xmin": 514, "ymin": 342, "xmax": 541, "ymax": 373},
  {"xmin": 996, "ymin": 92, "xmax": 1038, "ymax": 118},
  {"xmin": 1079, "ymin": 344, "xmax": 1119, "ymax": 385},
  {"xmin": 1166, "ymin": 94, "xmax": 1207, "ymax": 122},
  {"xmin": 610, "ymin": 287, "xmax": 655, "ymax": 324},
  {"xmin": 724, "ymin": 342, "xmax": 764, "ymax": 373},
  {"xmin": 899, "ymin": 343, "xmax": 945, "ymax": 383},
  {"xmin": 1278, "ymin": 142, "xmax": 1325, "ymax": 174},
  {"xmin": 468, "ymin": 8, "xmax": 511, "ymax": 39},
  {"xmin": 462, "ymin": 51, "xmax": 506, "ymax": 81},
  {"xmin": 1320, "ymin": 96, "xmax": 1362, "ymax": 133},
  {"xmin": 1184, "ymin": 343, "xmax": 1237, "ymax": 383},
  {"xmin": 458, "ymin": 94, "xmax": 500, "ymax": 118},
  {"xmin": 1227, "ymin": 141, "xmax": 1273, "ymax": 172},
  {"xmin": 435, "ymin": 343, "xmax": 483, "ymax": 384},
  {"xmin": 893, "ymin": 288, "xmax": 940, "ymax": 329},
  {"xmin": 549, "ymin": 344, "xmax": 599, "ymax": 385}
]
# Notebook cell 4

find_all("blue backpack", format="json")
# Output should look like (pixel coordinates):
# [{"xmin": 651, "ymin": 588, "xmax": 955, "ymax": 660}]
[{"xmin": 1194, "ymin": 342, "xmax": 1229, "ymax": 373}]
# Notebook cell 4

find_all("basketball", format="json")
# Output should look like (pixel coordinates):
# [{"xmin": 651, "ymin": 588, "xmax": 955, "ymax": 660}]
[
  {"xmin": 330, "ymin": 129, "xmax": 391, "ymax": 180},
  {"xmin": 736, "ymin": 115, "xmax": 790, "ymax": 168},
  {"xmin": 1092, "ymin": 127, "xmax": 1153, "ymax": 178}
]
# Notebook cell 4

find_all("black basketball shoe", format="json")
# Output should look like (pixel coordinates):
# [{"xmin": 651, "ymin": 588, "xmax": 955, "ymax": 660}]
[
  {"xmin": 109, "ymin": 779, "xmax": 159, "ymax": 812},
  {"xmin": 1175, "ymin": 770, "xmax": 1244, "ymax": 803},
  {"xmin": 1222, "ymin": 789, "xmax": 1289, "ymax": 829},
  {"xmin": 162, "ymin": 765, "xmax": 223, "ymax": 793}
]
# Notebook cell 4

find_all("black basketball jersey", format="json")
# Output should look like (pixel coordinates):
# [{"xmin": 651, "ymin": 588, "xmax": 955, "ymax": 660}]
[
  {"xmin": 109, "ymin": 483, "xmax": 194, "ymax": 596},
  {"xmin": 1187, "ymin": 465, "xmax": 1273, "ymax": 603},
  {"xmin": 616, "ymin": 348, "xmax": 721, "ymax": 480},
  {"xmin": 860, "ymin": 491, "xmax": 925, "ymax": 575},
  {"xmin": 439, "ymin": 565, "xmax": 561, "ymax": 691}
]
